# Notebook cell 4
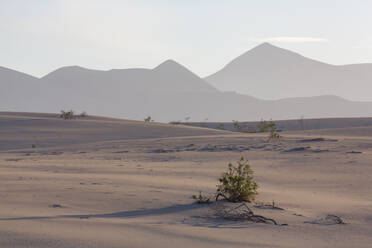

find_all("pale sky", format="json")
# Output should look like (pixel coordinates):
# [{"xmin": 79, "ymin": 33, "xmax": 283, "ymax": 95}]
[{"xmin": 1, "ymin": 0, "xmax": 372, "ymax": 78}]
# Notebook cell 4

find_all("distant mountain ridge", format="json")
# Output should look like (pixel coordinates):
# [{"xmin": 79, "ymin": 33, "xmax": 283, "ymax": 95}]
[
  {"xmin": 206, "ymin": 43, "xmax": 372, "ymax": 101},
  {"xmin": 2, "ymin": 44, "xmax": 372, "ymax": 122},
  {"xmin": 42, "ymin": 60, "xmax": 217, "ymax": 93},
  {"xmin": 0, "ymin": 66, "xmax": 43, "ymax": 111}
]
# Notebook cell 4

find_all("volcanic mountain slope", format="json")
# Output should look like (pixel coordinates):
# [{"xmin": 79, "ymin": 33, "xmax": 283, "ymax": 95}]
[
  {"xmin": 41, "ymin": 59, "xmax": 217, "ymax": 94},
  {"xmin": 205, "ymin": 43, "xmax": 372, "ymax": 101},
  {"xmin": 0, "ymin": 66, "xmax": 44, "ymax": 111},
  {"xmin": 1, "ymin": 52, "xmax": 372, "ymax": 121}
]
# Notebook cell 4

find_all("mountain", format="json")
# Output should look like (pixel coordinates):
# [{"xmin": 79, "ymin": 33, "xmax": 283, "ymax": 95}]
[
  {"xmin": 33, "ymin": 61, "xmax": 219, "ymax": 120},
  {"xmin": 42, "ymin": 60, "xmax": 217, "ymax": 93},
  {"xmin": 0, "ymin": 66, "xmax": 39, "ymax": 92},
  {"xmin": 205, "ymin": 43, "xmax": 372, "ymax": 101},
  {"xmin": 1, "ymin": 57, "xmax": 372, "ymax": 122},
  {"xmin": 0, "ymin": 66, "xmax": 45, "ymax": 111},
  {"xmin": 152, "ymin": 60, "xmax": 217, "ymax": 92}
]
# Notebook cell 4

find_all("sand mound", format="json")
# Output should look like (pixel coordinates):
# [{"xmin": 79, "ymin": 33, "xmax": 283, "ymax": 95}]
[{"xmin": 0, "ymin": 112, "xmax": 229, "ymax": 151}]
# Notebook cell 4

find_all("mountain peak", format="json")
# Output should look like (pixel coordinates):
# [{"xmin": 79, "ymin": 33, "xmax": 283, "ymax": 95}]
[
  {"xmin": 54, "ymin": 65, "xmax": 90, "ymax": 72},
  {"xmin": 152, "ymin": 59, "xmax": 218, "ymax": 92},
  {"xmin": 153, "ymin": 59, "xmax": 184, "ymax": 70},
  {"xmin": 248, "ymin": 42, "xmax": 297, "ymax": 56},
  {"xmin": 217, "ymin": 42, "xmax": 313, "ymax": 71},
  {"xmin": 41, "ymin": 65, "xmax": 98, "ymax": 80},
  {"xmin": 153, "ymin": 59, "xmax": 196, "ymax": 75},
  {"xmin": 253, "ymin": 42, "xmax": 276, "ymax": 49}
]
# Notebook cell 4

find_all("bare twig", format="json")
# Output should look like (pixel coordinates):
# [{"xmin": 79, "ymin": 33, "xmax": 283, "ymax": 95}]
[{"xmin": 215, "ymin": 202, "xmax": 285, "ymax": 226}]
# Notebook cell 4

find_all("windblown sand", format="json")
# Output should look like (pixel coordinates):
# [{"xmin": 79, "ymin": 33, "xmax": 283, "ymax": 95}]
[{"xmin": 1, "ymin": 113, "xmax": 372, "ymax": 247}]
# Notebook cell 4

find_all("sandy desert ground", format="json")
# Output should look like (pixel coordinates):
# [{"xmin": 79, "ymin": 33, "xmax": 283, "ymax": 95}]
[{"xmin": 1, "ymin": 112, "xmax": 372, "ymax": 247}]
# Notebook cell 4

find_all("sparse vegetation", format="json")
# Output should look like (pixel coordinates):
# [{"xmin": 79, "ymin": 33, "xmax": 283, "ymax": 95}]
[
  {"xmin": 144, "ymin": 116, "xmax": 154, "ymax": 122},
  {"xmin": 232, "ymin": 120, "xmax": 246, "ymax": 131},
  {"xmin": 60, "ymin": 110, "xmax": 74, "ymax": 120},
  {"xmin": 212, "ymin": 159, "xmax": 283, "ymax": 225},
  {"xmin": 232, "ymin": 120, "xmax": 241, "ymax": 131},
  {"xmin": 80, "ymin": 111, "xmax": 88, "ymax": 117},
  {"xmin": 216, "ymin": 157, "xmax": 258, "ymax": 203},
  {"xmin": 31, "ymin": 144, "xmax": 36, "ymax": 148},
  {"xmin": 267, "ymin": 121, "xmax": 280, "ymax": 141},
  {"xmin": 257, "ymin": 119, "xmax": 281, "ymax": 141}
]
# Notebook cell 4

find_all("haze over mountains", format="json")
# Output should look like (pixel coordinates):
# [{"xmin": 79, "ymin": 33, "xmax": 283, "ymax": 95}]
[
  {"xmin": 206, "ymin": 43, "xmax": 372, "ymax": 101},
  {"xmin": 1, "ymin": 43, "xmax": 372, "ymax": 122}
]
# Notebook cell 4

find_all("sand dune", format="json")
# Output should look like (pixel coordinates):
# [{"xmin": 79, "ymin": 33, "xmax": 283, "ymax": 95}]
[
  {"xmin": 289, "ymin": 126, "xmax": 372, "ymax": 138},
  {"xmin": 0, "ymin": 112, "xmax": 227, "ymax": 151},
  {"xmin": 1, "ymin": 113, "xmax": 372, "ymax": 247},
  {"xmin": 186, "ymin": 116, "xmax": 372, "ymax": 132}
]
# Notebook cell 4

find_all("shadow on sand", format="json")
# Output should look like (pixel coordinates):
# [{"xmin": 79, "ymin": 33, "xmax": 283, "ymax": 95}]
[{"xmin": 0, "ymin": 203, "xmax": 208, "ymax": 221}]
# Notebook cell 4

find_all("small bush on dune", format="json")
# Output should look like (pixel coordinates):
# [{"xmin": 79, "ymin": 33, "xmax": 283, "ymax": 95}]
[
  {"xmin": 192, "ymin": 158, "xmax": 284, "ymax": 225},
  {"xmin": 232, "ymin": 120, "xmax": 241, "ymax": 131},
  {"xmin": 60, "ymin": 110, "xmax": 74, "ymax": 120},
  {"xmin": 232, "ymin": 120, "xmax": 247, "ymax": 132},
  {"xmin": 257, "ymin": 119, "xmax": 281, "ymax": 141},
  {"xmin": 216, "ymin": 157, "xmax": 258, "ymax": 203},
  {"xmin": 144, "ymin": 116, "xmax": 154, "ymax": 122},
  {"xmin": 267, "ymin": 121, "xmax": 280, "ymax": 141}
]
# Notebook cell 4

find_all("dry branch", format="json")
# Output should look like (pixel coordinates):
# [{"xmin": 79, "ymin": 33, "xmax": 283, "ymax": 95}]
[{"xmin": 214, "ymin": 202, "xmax": 285, "ymax": 226}]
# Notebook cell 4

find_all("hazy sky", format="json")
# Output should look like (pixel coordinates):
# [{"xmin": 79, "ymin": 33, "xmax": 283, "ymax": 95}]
[{"xmin": 1, "ymin": 0, "xmax": 372, "ymax": 78}]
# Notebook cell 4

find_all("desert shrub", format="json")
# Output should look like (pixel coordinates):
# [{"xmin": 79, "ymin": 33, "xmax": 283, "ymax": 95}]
[
  {"xmin": 257, "ymin": 119, "xmax": 281, "ymax": 141},
  {"xmin": 232, "ymin": 120, "xmax": 241, "ymax": 131},
  {"xmin": 233, "ymin": 121, "xmax": 246, "ymax": 131},
  {"xmin": 192, "ymin": 191, "xmax": 211, "ymax": 204},
  {"xmin": 80, "ymin": 111, "xmax": 88, "ymax": 117},
  {"xmin": 60, "ymin": 110, "xmax": 74, "ymax": 120},
  {"xmin": 216, "ymin": 157, "xmax": 258, "ymax": 203},
  {"xmin": 232, "ymin": 120, "xmax": 247, "ymax": 132},
  {"xmin": 267, "ymin": 121, "xmax": 280, "ymax": 141},
  {"xmin": 31, "ymin": 144, "xmax": 36, "ymax": 148},
  {"xmin": 144, "ymin": 116, "xmax": 153, "ymax": 122}
]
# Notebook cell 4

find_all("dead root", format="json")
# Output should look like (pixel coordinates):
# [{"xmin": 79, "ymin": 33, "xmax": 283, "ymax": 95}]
[{"xmin": 213, "ymin": 201, "xmax": 287, "ymax": 226}]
